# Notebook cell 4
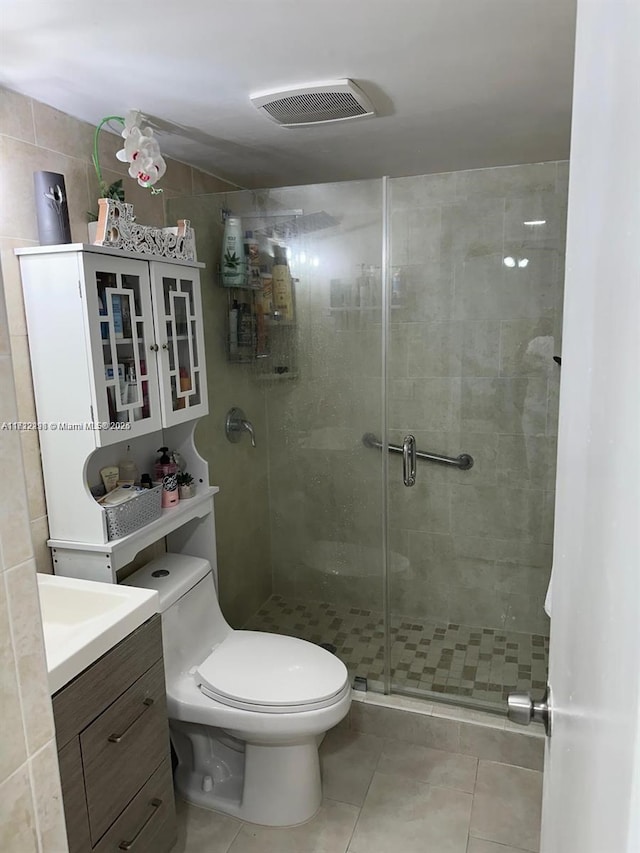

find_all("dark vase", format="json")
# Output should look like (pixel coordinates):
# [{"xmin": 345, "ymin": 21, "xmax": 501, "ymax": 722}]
[{"xmin": 33, "ymin": 171, "xmax": 72, "ymax": 245}]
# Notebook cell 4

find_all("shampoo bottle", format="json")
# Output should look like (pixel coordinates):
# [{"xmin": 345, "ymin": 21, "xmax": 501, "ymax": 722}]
[
  {"xmin": 229, "ymin": 299, "xmax": 239, "ymax": 358},
  {"xmin": 244, "ymin": 230, "xmax": 261, "ymax": 287},
  {"xmin": 255, "ymin": 302, "xmax": 268, "ymax": 358},
  {"xmin": 255, "ymin": 267, "xmax": 272, "ymax": 357},
  {"xmin": 272, "ymin": 245, "xmax": 294, "ymax": 322},
  {"xmin": 222, "ymin": 216, "xmax": 245, "ymax": 286},
  {"xmin": 238, "ymin": 302, "xmax": 255, "ymax": 360}
]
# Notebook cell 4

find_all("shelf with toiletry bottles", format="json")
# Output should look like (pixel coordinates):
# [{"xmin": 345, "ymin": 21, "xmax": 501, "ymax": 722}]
[
  {"xmin": 16, "ymin": 244, "xmax": 219, "ymax": 583},
  {"xmin": 220, "ymin": 218, "xmax": 298, "ymax": 379}
]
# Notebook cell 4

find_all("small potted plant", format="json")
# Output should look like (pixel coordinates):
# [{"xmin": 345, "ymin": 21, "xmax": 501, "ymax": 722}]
[{"xmin": 177, "ymin": 471, "xmax": 195, "ymax": 500}]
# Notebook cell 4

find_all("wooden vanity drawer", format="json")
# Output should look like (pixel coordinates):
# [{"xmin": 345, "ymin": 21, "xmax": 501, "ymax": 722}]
[
  {"xmin": 53, "ymin": 615, "xmax": 163, "ymax": 749},
  {"xmin": 81, "ymin": 659, "xmax": 170, "ymax": 844},
  {"xmin": 92, "ymin": 757, "xmax": 176, "ymax": 853}
]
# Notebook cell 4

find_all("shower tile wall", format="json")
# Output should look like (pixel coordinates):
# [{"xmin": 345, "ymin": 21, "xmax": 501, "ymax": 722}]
[
  {"xmin": 387, "ymin": 162, "xmax": 567, "ymax": 636},
  {"xmin": 263, "ymin": 162, "xmax": 567, "ymax": 639},
  {"xmin": 262, "ymin": 180, "xmax": 386, "ymax": 614},
  {"xmin": 167, "ymin": 194, "xmax": 274, "ymax": 628},
  {"xmin": 171, "ymin": 162, "xmax": 567, "ymax": 646}
]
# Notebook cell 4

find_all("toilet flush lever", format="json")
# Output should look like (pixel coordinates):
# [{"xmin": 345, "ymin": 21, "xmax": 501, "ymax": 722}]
[{"xmin": 225, "ymin": 407, "xmax": 256, "ymax": 448}]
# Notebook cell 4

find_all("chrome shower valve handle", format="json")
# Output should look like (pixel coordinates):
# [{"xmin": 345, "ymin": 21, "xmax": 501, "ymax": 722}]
[{"xmin": 225, "ymin": 407, "xmax": 256, "ymax": 447}]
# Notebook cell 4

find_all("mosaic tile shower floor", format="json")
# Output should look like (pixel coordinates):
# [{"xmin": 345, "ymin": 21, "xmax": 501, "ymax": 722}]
[{"xmin": 244, "ymin": 595, "xmax": 549, "ymax": 707}]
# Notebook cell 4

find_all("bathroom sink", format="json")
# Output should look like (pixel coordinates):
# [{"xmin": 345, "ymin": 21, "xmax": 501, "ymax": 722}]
[{"xmin": 37, "ymin": 574, "xmax": 159, "ymax": 694}]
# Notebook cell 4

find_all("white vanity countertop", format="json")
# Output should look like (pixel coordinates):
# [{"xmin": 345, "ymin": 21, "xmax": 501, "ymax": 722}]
[{"xmin": 37, "ymin": 574, "xmax": 159, "ymax": 694}]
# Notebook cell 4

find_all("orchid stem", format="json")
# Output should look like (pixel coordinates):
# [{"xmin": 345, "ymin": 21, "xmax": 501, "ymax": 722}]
[{"xmin": 92, "ymin": 116, "xmax": 124, "ymax": 195}]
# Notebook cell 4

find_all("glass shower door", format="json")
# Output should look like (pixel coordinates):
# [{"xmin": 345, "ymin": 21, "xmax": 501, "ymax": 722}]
[
  {"xmin": 169, "ymin": 180, "xmax": 389, "ymax": 688},
  {"xmin": 384, "ymin": 165, "xmax": 566, "ymax": 710}
]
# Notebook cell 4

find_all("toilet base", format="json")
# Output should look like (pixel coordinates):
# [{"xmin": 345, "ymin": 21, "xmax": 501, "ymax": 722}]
[{"xmin": 171, "ymin": 721, "xmax": 322, "ymax": 826}]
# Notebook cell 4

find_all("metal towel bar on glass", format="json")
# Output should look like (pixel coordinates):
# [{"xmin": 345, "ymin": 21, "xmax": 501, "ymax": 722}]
[{"xmin": 362, "ymin": 433, "xmax": 473, "ymax": 471}]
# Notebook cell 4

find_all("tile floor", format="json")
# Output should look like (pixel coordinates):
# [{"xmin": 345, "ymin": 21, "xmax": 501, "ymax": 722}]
[
  {"xmin": 172, "ymin": 724, "xmax": 543, "ymax": 853},
  {"xmin": 244, "ymin": 596, "xmax": 549, "ymax": 707}
]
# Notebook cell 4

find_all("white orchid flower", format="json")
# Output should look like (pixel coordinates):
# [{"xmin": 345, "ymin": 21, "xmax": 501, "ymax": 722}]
[
  {"xmin": 122, "ymin": 110, "xmax": 143, "ymax": 134},
  {"xmin": 116, "ymin": 110, "xmax": 167, "ymax": 188}
]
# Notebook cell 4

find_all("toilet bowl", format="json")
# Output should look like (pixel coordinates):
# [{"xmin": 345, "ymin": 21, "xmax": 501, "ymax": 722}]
[{"xmin": 124, "ymin": 553, "xmax": 351, "ymax": 826}]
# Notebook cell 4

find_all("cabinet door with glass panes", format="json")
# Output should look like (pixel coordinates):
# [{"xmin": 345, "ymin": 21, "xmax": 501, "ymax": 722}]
[
  {"xmin": 149, "ymin": 262, "xmax": 208, "ymax": 426},
  {"xmin": 81, "ymin": 253, "xmax": 162, "ymax": 445}
]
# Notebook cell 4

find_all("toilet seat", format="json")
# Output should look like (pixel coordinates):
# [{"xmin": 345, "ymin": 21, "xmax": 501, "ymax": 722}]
[{"xmin": 196, "ymin": 630, "xmax": 349, "ymax": 714}]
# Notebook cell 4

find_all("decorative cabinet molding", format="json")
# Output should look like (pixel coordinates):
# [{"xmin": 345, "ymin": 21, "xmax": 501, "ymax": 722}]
[{"xmin": 149, "ymin": 261, "xmax": 207, "ymax": 427}]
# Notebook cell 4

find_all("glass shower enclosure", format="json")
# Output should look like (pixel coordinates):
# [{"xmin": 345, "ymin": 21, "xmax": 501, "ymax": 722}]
[{"xmin": 167, "ymin": 160, "xmax": 566, "ymax": 713}]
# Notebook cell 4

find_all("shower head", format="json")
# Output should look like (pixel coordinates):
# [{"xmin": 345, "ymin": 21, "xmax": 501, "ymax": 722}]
[{"xmin": 256, "ymin": 210, "xmax": 340, "ymax": 239}]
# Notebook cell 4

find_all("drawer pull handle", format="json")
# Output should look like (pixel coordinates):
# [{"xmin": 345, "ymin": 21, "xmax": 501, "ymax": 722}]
[
  {"xmin": 118, "ymin": 797, "xmax": 162, "ymax": 850},
  {"xmin": 108, "ymin": 697, "xmax": 154, "ymax": 744}
]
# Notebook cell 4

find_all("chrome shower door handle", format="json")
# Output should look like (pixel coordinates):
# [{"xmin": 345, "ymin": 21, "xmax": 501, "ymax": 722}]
[{"xmin": 402, "ymin": 434, "xmax": 416, "ymax": 486}]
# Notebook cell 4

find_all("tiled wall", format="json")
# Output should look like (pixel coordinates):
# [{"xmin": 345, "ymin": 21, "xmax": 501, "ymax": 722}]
[
  {"xmin": 250, "ymin": 165, "xmax": 566, "ymax": 638},
  {"xmin": 387, "ymin": 163, "xmax": 567, "ymax": 635},
  {"xmin": 169, "ymin": 181, "xmax": 387, "ymax": 626},
  {"xmin": 259, "ymin": 181, "xmax": 386, "ymax": 610},
  {"xmin": 0, "ymin": 86, "xmax": 237, "ymax": 574},
  {"xmin": 166, "ymin": 193, "xmax": 275, "ymax": 627},
  {"xmin": 0, "ymin": 268, "xmax": 68, "ymax": 851}
]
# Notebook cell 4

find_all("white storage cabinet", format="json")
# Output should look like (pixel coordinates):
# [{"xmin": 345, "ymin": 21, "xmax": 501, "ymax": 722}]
[{"xmin": 17, "ymin": 245, "xmax": 218, "ymax": 582}]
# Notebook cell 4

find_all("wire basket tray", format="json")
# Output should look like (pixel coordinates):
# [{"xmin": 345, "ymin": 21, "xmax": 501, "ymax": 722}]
[{"xmin": 104, "ymin": 485, "xmax": 162, "ymax": 541}]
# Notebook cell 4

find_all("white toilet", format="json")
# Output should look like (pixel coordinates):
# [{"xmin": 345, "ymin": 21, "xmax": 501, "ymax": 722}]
[{"xmin": 124, "ymin": 553, "xmax": 351, "ymax": 826}]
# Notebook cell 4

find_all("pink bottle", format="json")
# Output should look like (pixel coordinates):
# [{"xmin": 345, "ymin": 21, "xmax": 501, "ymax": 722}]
[{"xmin": 161, "ymin": 473, "xmax": 179, "ymax": 509}]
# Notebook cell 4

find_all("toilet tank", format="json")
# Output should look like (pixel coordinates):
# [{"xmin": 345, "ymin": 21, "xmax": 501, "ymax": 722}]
[{"xmin": 123, "ymin": 553, "xmax": 232, "ymax": 682}]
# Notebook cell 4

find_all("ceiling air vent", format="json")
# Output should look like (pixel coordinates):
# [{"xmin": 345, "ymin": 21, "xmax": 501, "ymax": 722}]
[{"xmin": 250, "ymin": 79, "xmax": 376, "ymax": 127}]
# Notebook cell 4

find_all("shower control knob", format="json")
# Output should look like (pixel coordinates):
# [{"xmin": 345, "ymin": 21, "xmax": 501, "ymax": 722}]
[{"xmin": 507, "ymin": 687, "xmax": 551, "ymax": 736}]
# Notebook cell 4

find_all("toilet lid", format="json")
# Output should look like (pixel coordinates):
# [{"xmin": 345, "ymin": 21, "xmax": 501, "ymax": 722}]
[{"xmin": 195, "ymin": 631, "xmax": 348, "ymax": 711}]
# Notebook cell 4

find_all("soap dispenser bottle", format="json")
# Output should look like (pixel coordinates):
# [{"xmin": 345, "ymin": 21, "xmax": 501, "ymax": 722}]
[{"xmin": 154, "ymin": 447, "xmax": 177, "ymax": 481}]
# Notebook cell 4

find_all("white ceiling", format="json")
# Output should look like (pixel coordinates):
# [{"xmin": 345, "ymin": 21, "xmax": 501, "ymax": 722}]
[{"xmin": 0, "ymin": 0, "xmax": 576, "ymax": 189}]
